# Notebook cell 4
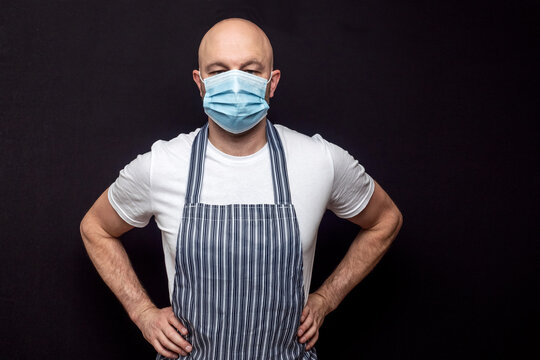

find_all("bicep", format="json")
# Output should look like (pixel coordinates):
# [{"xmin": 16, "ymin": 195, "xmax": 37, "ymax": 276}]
[
  {"xmin": 82, "ymin": 188, "xmax": 134, "ymax": 239},
  {"xmin": 347, "ymin": 180, "xmax": 402, "ymax": 230}
]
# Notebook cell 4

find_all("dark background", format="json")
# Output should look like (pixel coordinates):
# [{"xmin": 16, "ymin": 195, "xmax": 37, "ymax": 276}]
[{"xmin": 1, "ymin": 0, "xmax": 537, "ymax": 359}]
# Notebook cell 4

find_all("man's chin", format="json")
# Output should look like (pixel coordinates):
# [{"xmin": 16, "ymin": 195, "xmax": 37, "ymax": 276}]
[{"xmin": 208, "ymin": 117, "xmax": 266, "ymax": 137}]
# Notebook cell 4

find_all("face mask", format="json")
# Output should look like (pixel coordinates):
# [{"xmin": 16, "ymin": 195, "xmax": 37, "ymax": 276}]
[{"xmin": 200, "ymin": 69, "xmax": 272, "ymax": 134}]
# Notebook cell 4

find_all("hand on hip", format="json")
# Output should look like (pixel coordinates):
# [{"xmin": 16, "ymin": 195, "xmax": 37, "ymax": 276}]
[{"xmin": 135, "ymin": 306, "xmax": 192, "ymax": 358}]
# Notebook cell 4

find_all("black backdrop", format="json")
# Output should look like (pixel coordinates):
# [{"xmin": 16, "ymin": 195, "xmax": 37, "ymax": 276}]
[{"xmin": 1, "ymin": 1, "xmax": 537, "ymax": 359}]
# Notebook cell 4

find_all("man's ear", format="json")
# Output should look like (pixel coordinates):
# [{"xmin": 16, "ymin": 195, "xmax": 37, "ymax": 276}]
[
  {"xmin": 268, "ymin": 69, "xmax": 281, "ymax": 99},
  {"xmin": 193, "ymin": 70, "xmax": 205, "ymax": 98}
]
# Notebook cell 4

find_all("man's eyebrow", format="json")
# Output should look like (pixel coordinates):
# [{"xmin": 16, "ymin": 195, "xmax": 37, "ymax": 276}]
[
  {"xmin": 205, "ymin": 61, "xmax": 228, "ymax": 70},
  {"xmin": 239, "ymin": 59, "xmax": 264, "ymax": 68}
]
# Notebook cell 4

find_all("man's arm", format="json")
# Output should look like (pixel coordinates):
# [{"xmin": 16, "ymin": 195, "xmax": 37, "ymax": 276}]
[
  {"xmin": 297, "ymin": 180, "xmax": 403, "ymax": 350},
  {"xmin": 80, "ymin": 188, "xmax": 193, "ymax": 358}
]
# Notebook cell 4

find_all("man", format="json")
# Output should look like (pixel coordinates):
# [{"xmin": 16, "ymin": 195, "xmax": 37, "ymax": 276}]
[{"xmin": 80, "ymin": 18, "xmax": 402, "ymax": 359}]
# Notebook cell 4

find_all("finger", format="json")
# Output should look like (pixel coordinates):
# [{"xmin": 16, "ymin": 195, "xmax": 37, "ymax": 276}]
[
  {"xmin": 152, "ymin": 339, "xmax": 178, "ymax": 359},
  {"xmin": 164, "ymin": 327, "xmax": 193, "ymax": 353},
  {"xmin": 158, "ymin": 331, "xmax": 185, "ymax": 356},
  {"xmin": 299, "ymin": 319, "xmax": 318, "ymax": 344},
  {"xmin": 297, "ymin": 313, "xmax": 314, "ymax": 338},
  {"xmin": 305, "ymin": 331, "xmax": 319, "ymax": 351},
  {"xmin": 166, "ymin": 308, "xmax": 189, "ymax": 336},
  {"xmin": 300, "ymin": 306, "xmax": 310, "ymax": 322}
]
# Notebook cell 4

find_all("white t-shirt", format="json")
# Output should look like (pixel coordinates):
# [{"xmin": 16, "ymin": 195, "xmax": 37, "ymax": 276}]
[{"xmin": 108, "ymin": 123, "xmax": 374, "ymax": 303}]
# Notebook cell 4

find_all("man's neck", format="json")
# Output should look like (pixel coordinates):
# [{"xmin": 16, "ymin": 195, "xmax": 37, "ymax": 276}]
[{"xmin": 207, "ymin": 118, "xmax": 267, "ymax": 156}]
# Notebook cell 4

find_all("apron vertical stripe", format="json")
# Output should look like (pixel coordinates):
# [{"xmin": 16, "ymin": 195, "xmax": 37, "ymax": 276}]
[{"xmin": 164, "ymin": 120, "xmax": 318, "ymax": 360}]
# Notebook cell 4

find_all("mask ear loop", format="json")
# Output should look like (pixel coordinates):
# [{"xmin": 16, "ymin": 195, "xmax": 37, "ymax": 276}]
[{"xmin": 266, "ymin": 71, "xmax": 273, "ymax": 84}]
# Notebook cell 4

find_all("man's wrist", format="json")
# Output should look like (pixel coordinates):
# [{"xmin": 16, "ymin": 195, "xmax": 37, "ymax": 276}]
[
  {"xmin": 312, "ymin": 290, "xmax": 338, "ymax": 315},
  {"xmin": 129, "ymin": 301, "xmax": 157, "ymax": 326}
]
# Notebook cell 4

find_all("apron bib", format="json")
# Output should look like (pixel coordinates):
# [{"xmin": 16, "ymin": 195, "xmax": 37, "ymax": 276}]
[{"xmin": 158, "ymin": 120, "xmax": 317, "ymax": 359}]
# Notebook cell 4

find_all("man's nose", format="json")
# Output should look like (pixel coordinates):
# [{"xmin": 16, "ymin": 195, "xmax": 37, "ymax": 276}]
[{"xmin": 231, "ymin": 75, "xmax": 241, "ymax": 93}]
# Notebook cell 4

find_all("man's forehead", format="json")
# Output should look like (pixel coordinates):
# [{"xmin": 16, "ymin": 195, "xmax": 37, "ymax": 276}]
[{"xmin": 201, "ymin": 46, "xmax": 268, "ymax": 68}]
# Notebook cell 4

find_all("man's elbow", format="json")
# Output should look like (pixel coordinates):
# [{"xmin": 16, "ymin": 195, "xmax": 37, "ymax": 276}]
[
  {"xmin": 80, "ymin": 215, "xmax": 89, "ymax": 241},
  {"xmin": 390, "ymin": 206, "xmax": 403, "ymax": 239},
  {"xmin": 80, "ymin": 212, "xmax": 96, "ymax": 246}
]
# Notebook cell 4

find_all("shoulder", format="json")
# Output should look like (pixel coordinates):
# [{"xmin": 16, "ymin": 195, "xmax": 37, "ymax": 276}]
[
  {"xmin": 148, "ymin": 127, "xmax": 202, "ymax": 161},
  {"xmin": 273, "ymin": 123, "xmax": 334, "ymax": 157},
  {"xmin": 275, "ymin": 123, "xmax": 362, "ymax": 163},
  {"xmin": 273, "ymin": 123, "xmax": 337, "ymax": 183},
  {"xmin": 274, "ymin": 123, "xmax": 355, "ymax": 172}
]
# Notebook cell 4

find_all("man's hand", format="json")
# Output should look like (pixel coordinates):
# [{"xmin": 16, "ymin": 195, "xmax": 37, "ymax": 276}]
[
  {"xmin": 135, "ymin": 306, "xmax": 193, "ymax": 359},
  {"xmin": 297, "ymin": 292, "xmax": 332, "ymax": 350}
]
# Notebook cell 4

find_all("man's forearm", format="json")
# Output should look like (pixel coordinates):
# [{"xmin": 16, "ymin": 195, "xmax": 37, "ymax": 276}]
[
  {"xmin": 80, "ymin": 222, "xmax": 155, "ymax": 324},
  {"xmin": 314, "ymin": 213, "xmax": 402, "ymax": 313}
]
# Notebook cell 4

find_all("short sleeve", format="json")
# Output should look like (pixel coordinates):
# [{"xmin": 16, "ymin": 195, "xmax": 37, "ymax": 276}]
[
  {"xmin": 108, "ymin": 150, "xmax": 153, "ymax": 228},
  {"xmin": 323, "ymin": 138, "xmax": 375, "ymax": 219}
]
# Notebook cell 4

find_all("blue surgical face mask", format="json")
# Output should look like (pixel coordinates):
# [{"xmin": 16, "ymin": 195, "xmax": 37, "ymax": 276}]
[{"xmin": 199, "ymin": 69, "xmax": 272, "ymax": 134}]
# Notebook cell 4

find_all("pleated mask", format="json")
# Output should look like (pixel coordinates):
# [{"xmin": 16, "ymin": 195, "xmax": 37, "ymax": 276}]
[{"xmin": 200, "ymin": 69, "xmax": 272, "ymax": 134}]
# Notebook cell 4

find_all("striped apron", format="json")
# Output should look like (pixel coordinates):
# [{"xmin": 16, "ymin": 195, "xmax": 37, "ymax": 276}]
[{"xmin": 158, "ymin": 120, "xmax": 317, "ymax": 359}]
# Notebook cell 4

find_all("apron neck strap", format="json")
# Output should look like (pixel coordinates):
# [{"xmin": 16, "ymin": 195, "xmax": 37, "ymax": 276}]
[
  {"xmin": 185, "ymin": 119, "xmax": 292, "ymax": 205},
  {"xmin": 266, "ymin": 119, "xmax": 292, "ymax": 205}
]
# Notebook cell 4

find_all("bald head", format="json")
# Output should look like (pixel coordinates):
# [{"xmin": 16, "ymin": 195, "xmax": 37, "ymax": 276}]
[
  {"xmin": 198, "ymin": 18, "xmax": 274, "ymax": 79},
  {"xmin": 193, "ymin": 18, "xmax": 281, "ymax": 103}
]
